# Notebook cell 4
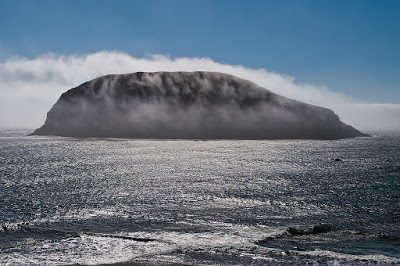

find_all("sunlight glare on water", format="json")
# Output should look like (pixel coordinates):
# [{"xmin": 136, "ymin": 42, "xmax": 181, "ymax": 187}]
[{"xmin": 0, "ymin": 129, "xmax": 399, "ymax": 265}]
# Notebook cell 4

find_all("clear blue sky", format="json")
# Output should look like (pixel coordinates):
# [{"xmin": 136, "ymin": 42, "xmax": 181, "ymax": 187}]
[{"xmin": 1, "ymin": 0, "xmax": 399, "ymax": 102}]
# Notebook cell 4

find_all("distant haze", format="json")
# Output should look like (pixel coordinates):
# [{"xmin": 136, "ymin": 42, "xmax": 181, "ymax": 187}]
[{"xmin": 0, "ymin": 51, "xmax": 399, "ymax": 131}]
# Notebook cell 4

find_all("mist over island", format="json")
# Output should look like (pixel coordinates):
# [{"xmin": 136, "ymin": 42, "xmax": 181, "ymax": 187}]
[{"xmin": 31, "ymin": 71, "xmax": 367, "ymax": 139}]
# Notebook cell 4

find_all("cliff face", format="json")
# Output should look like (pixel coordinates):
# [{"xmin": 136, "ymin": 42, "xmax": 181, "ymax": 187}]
[{"xmin": 32, "ymin": 71, "xmax": 368, "ymax": 139}]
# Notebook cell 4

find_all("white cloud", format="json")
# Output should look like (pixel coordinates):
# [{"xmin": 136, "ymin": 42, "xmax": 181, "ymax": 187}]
[{"xmin": 0, "ymin": 51, "xmax": 398, "ymax": 131}]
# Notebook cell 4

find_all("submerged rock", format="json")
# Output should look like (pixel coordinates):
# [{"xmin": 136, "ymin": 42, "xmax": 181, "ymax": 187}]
[
  {"xmin": 288, "ymin": 224, "xmax": 333, "ymax": 235},
  {"xmin": 31, "ymin": 71, "xmax": 368, "ymax": 139}
]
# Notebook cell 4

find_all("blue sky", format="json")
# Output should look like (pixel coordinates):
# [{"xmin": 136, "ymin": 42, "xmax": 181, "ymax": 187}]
[{"xmin": 0, "ymin": 0, "xmax": 399, "ymax": 103}]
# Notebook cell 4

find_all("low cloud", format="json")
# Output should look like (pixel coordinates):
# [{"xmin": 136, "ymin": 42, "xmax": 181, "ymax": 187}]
[{"xmin": 0, "ymin": 51, "xmax": 398, "ymax": 131}]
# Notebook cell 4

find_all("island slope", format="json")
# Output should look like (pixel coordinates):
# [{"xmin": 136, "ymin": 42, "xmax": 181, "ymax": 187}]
[{"xmin": 31, "ymin": 71, "xmax": 368, "ymax": 139}]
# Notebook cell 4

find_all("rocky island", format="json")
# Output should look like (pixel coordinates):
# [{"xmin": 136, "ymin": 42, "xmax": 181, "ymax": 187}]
[{"xmin": 31, "ymin": 71, "xmax": 368, "ymax": 139}]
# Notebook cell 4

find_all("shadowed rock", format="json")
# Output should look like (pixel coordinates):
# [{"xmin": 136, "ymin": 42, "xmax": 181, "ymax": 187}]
[{"xmin": 31, "ymin": 71, "xmax": 368, "ymax": 139}]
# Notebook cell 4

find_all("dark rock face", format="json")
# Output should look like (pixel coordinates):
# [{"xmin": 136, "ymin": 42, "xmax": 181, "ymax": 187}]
[{"xmin": 31, "ymin": 71, "xmax": 368, "ymax": 139}]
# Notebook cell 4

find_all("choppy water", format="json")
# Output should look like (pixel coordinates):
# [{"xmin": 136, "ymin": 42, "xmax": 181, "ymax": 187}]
[{"xmin": 0, "ymin": 129, "xmax": 399, "ymax": 265}]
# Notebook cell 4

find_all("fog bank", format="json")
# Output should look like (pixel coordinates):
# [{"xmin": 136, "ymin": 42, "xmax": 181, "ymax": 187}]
[{"xmin": 0, "ymin": 51, "xmax": 398, "ymax": 131}]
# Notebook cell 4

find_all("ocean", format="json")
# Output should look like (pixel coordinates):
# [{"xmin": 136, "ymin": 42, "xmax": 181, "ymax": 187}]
[{"xmin": 0, "ymin": 129, "xmax": 399, "ymax": 265}]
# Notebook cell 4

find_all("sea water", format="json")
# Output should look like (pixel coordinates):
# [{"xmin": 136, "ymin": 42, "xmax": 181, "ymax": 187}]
[{"xmin": 0, "ymin": 129, "xmax": 399, "ymax": 265}]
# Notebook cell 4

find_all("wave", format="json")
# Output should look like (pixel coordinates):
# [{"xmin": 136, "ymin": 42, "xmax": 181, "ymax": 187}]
[
  {"xmin": 258, "ymin": 223, "xmax": 400, "ymax": 240},
  {"xmin": 294, "ymin": 249, "xmax": 400, "ymax": 264},
  {"xmin": 2, "ymin": 219, "xmax": 399, "ymax": 265},
  {"xmin": 256, "ymin": 224, "xmax": 400, "ymax": 264},
  {"xmin": 1, "ymin": 222, "xmax": 156, "ymax": 244}
]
